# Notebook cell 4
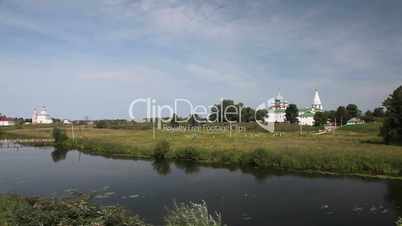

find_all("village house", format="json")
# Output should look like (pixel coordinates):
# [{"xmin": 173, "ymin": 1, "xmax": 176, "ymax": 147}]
[{"xmin": 0, "ymin": 115, "xmax": 15, "ymax": 127}]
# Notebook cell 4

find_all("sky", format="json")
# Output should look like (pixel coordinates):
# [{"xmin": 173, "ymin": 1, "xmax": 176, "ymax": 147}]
[{"xmin": 1, "ymin": 0, "xmax": 402, "ymax": 119}]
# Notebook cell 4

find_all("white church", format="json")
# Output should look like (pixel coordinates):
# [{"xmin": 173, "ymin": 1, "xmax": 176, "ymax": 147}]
[
  {"xmin": 32, "ymin": 106, "xmax": 53, "ymax": 124},
  {"xmin": 265, "ymin": 90, "xmax": 323, "ymax": 126}
]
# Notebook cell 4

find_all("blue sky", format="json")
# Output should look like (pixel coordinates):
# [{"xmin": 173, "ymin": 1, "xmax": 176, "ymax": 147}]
[{"xmin": 1, "ymin": 0, "xmax": 401, "ymax": 119}]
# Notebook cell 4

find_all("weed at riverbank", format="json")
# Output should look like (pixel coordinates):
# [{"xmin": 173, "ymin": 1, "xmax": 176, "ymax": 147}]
[
  {"xmin": 165, "ymin": 201, "xmax": 224, "ymax": 226},
  {"xmin": 0, "ymin": 194, "xmax": 147, "ymax": 226},
  {"xmin": 0, "ymin": 195, "xmax": 224, "ymax": 226}
]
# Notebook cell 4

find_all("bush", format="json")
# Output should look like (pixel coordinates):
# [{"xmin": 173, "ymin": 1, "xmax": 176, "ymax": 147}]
[
  {"xmin": 52, "ymin": 127, "xmax": 68, "ymax": 146},
  {"xmin": 164, "ymin": 201, "xmax": 224, "ymax": 226},
  {"xmin": 397, "ymin": 218, "xmax": 402, "ymax": 226},
  {"xmin": 242, "ymin": 148, "xmax": 272, "ymax": 168},
  {"xmin": 153, "ymin": 140, "xmax": 170, "ymax": 160},
  {"xmin": 175, "ymin": 147, "xmax": 201, "ymax": 161},
  {"xmin": 0, "ymin": 195, "xmax": 148, "ymax": 226}
]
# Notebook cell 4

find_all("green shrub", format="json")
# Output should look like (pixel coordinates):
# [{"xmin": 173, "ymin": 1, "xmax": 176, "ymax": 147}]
[
  {"xmin": 242, "ymin": 148, "xmax": 272, "ymax": 168},
  {"xmin": 0, "ymin": 195, "xmax": 148, "ymax": 226},
  {"xmin": 397, "ymin": 218, "xmax": 402, "ymax": 226},
  {"xmin": 52, "ymin": 127, "xmax": 68, "ymax": 146},
  {"xmin": 164, "ymin": 201, "xmax": 224, "ymax": 226},
  {"xmin": 153, "ymin": 140, "xmax": 170, "ymax": 160},
  {"xmin": 175, "ymin": 147, "xmax": 202, "ymax": 161}
]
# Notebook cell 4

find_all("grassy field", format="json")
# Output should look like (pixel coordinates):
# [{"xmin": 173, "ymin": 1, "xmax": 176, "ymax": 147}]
[{"xmin": 2, "ymin": 121, "xmax": 402, "ymax": 178}]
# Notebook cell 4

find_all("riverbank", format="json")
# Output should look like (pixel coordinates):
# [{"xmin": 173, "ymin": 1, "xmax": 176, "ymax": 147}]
[
  {"xmin": 2, "ymin": 122, "xmax": 402, "ymax": 179},
  {"xmin": 0, "ymin": 194, "xmax": 222, "ymax": 226}
]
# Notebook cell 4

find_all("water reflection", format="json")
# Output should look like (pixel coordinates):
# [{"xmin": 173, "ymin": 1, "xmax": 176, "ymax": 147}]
[
  {"xmin": 152, "ymin": 160, "xmax": 171, "ymax": 175},
  {"xmin": 51, "ymin": 148, "xmax": 69, "ymax": 162},
  {"xmin": 174, "ymin": 160, "xmax": 200, "ymax": 174}
]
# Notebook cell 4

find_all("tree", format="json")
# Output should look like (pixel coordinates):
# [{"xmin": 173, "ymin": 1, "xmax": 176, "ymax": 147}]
[
  {"xmin": 256, "ymin": 109, "xmax": 268, "ymax": 121},
  {"xmin": 346, "ymin": 104, "xmax": 361, "ymax": 118},
  {"xmin": 209, "ymin": 99, "xmax": 240, "ymax": 122},
  {"xmin": 188, "ymin": 114, "xmax": 201, "ymax": 127},
  {"xmin": 373, "ymin": 107, "xmax": 385, "ymax": 117},
  {"xmin": 361, "ymin": 110, "xmax": 375, "ymax": 122},
  {"xmin": 314, "ymin": 112, "xmax": 328, "ymax": 127},
  {"xmin": 326, "ymin": 110, "xmax": 337, "ymax": 123},
  {"xmin": 241, "ymin": 107, "xmax": 255, "ymax": 122},
  {"xmin": 170, "ymin": 113, "xmax": 179, "ymax": 127},
  {"xmin": 336, "ymin": 106, "xmax": 349, "ymax": 125},
  {"xmin": 380, "ymin": 85, "xmax": 402, "ymax": 144},
  {"xmin": 285, "ymin": 104, "xmax": 299, "ymax": 124}
]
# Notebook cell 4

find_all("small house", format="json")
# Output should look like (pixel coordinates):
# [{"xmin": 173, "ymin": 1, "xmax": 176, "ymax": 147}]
[
  {"xmin": 346, "ymin": 117, "xmax": 365, "ymax": 125},
  {"xmin": 0, "ymin": 116, "xmax": 15, "ymax": 127}
]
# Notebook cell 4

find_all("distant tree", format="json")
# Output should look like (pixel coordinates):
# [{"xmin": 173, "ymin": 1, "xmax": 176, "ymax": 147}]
[
  {"xmin": 255, "ymin": 109, "xmax": 268, "ymax": 121},
  {"xmin": 336, "ymin": 106, "xmax": 349, "ymax": 125},
  {"xmin": 346, "ymin": 104, "xmax": 361, "ymax": 118},
  {"xmin": 170, "ymin": 113, "xmax": 179, "ymax": 127},
  {"xmin": 380, "ymin": 85, "xmax": 402, "ymax": 144},
  {"xmin": 285, "ymin": 104, "xmax": 299, "ymax": 124},
  {"xmin": 361, "ymin": 110, "xmax": 375, "ymax": 122},
  {"xmin": 188, "ymin": 114, "xmax": 201, "ymax": 127},
  {"xmin": 241, "ymin": 107, "xmax": 255, "ymax": 122},
  {"xmin": 314, "ymin": 112, "xmax": 328, "ymax": 127},
  {"xmin": 326, "ymin": 110, "xmax": 337, "ymax": 123},
  {"xmin": 373, "ymin": 107, "xmax": 385, "ymax": 117}
]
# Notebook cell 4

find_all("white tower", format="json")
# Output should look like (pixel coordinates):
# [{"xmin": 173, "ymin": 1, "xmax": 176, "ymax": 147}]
[
  {"xmin": 32, "ymin": 108, "xmax": 38, "ymax": 124},
  {"xmin": 312, "ymin": 90, "xmax": 323, "ymax": 111}
]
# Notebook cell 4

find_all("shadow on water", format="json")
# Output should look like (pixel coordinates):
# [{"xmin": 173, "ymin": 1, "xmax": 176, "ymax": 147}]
[
  {"xmin": 386, "ymin": 180, "xmax": 402, "ymax": 216},
  {"xmin": 152, "ymin": 159, "xmax": 171, "ymax": 176},
  {"xmin": 51, "ymin": 147, "xmax": 69, "ymax": 162}
]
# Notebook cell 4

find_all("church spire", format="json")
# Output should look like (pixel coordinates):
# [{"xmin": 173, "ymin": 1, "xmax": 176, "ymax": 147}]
[{"xmin": 312, "ymin": 89, "xmax": 323, "ymax": 111}]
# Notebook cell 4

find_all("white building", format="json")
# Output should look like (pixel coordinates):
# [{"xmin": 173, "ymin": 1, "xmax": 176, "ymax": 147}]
[
  {"xmin": 32, "ymin": 106, "xmax": 53, "ymax": 124},
  {"xmin": 266, "ymin": 93, "xmax": 289, "ymax": 123},
  {"xmin": 265, "ymin": 90, "xmax": 323, "ymax": 126},
  {"xmin": 0, "ymin": 115, "xmax": 15, "ymax": 127},
  {"xmin": 298, "ymin": 90, "xmax": 323, "ymax": 126},
  {"xmin": 63, "ymin": 119, "xmax": 72, "ymax": 125}
]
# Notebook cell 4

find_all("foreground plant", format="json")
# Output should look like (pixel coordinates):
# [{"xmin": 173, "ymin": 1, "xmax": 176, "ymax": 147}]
[
  {"xmin": 164, "ymin": 201, "xmax": 224, "ymax": 226},
  {"xmin": 0, "ymin": 194, "xmax": 147, "ymax": 226},
  {"xmin": 397, "ymin": 218, "xmax": 402, "ymax": 226}
]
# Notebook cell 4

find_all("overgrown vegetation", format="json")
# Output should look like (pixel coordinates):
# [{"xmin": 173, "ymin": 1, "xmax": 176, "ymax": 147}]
[
  {"xmin": 0, "ymin": 195, "xmax": 223, "ymax": 226},
  {"xmin": 153, "ymin": 140, "xmax": 170, "ymax": 160},
  {"xmin": 164, "ymin": 201, "xmax": 224, "ymax": 226},
  {"xmin": 52, "ymin": 127, "xmax": 68, "ymax": 147},
  {"xmin": 397, "ymin": 218, "xmax": 402, "ymax": 226},
  {"xmin": 381, "ymin": 85, "xmax": 402, "ymax": 144},
  {"xmin": 0, "ymin": 194, "xmax": 147, "ymax": 226}
]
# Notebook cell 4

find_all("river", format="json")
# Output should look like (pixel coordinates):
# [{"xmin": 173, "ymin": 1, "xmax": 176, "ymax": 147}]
[{"xmin": 0, "ymin": 144, "xmax": 401, "ymax": 226}]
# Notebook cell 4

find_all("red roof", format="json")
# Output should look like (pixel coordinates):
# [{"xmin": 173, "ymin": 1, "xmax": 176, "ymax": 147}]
[{"xmin": 0, "ymin": 116, "xmax": 13, "ymax": 121}]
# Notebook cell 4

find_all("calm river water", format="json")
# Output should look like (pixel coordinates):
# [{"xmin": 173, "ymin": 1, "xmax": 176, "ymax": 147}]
[{"xmin": 0, "ymin": 144, "xmax": 401, "ymax": 226}]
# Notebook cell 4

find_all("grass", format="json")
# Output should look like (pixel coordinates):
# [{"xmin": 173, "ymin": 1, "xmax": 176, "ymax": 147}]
[
  {"xmin": 0, "ymin": 194, "xmax": 148, "ymax": 226},
  {"xmin": 2, "ymin": 121, "xmax": 402, "ymax": 178},
  {"xmin": 0, "ymin": 194, "xmax": 223, "ymax": 226}
]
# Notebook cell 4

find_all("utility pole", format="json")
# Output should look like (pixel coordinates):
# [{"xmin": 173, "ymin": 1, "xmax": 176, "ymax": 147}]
[
  {"xmin": 71, "ymin": 123, "xmax": 75, "ymax": 143},
  {"xmin": 152, "ymin": 118, "xmax": 156, "ymax": 140},
  {"xmin": 229, "ymin": 122, "xmax": 232, "ymax": 137},
  {"xmin": 299, "ymin": 123, "xmax": 303, "ymax": 136}
]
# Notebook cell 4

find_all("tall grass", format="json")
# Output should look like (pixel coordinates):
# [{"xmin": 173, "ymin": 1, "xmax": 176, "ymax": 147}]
[
  {"xmin": 165, "ymin": 201, "xmax": 224, "ymax": 226},
  {"xmin": 0, "ymin": 195, "xmax": 224, "ymax": 226}
]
